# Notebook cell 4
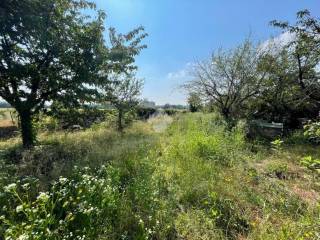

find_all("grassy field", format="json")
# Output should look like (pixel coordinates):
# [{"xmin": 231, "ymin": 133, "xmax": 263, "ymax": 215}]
[{"xmin": 0, "ymin": 113, "xmax": 319, "ymax": 239}]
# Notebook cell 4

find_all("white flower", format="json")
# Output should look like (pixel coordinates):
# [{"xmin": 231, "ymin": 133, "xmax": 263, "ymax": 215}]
[
  {"xmin": 4, "ymin": 183, "xmax": 17, "ymax": 192},
  {"xmin": 37, "ymin": 192, "xmax": 50, "ymax": 202},
  {"xmin": 22, "ymin": 183, "xmax": 30, "ymax": 190},
  {"xmin": 59, "ymin": 177, "xmax": 68, "ymax": 184},
  {"xmin": 16, "ymin": 205, "xmax": 23, "ymax": 213},
  {"xmin": 17, "ymin": 233, "xmax": 29, "ymax": 240}
]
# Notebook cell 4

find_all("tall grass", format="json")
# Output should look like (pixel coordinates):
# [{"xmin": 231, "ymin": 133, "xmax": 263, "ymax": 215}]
[{"xmin": 0, "ymin": 113, "xmax": 319, "ymax": 239}]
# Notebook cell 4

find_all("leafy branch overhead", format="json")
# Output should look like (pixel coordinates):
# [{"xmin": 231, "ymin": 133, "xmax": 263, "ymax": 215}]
[{"xmin": 271, "ymin": 10, "xmax": 320, "ymax": 102}]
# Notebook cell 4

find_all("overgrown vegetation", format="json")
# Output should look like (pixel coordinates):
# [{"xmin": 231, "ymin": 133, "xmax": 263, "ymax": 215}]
[
  {"xmin": 0, "ymin": 1, "xmax": 320, "ymax": 239},
  {"xmin": 0, "ymin": 113, "xmax": 319, "ymax": 239}
]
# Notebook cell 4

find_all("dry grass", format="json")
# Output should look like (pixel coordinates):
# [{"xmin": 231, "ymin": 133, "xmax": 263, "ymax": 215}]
[
  {"xmin": 148, "ymin": 114, "xmax": 173, "ymax": 133},
  {"xmin": 0, "ymin": 120, "xmax": 15, "ymax": 127}
]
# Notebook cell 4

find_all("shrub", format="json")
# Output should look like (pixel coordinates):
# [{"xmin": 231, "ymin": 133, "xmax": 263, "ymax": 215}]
[
  {"xmin": 163, "ymin": 109, "xmax": 179, "ymax": 116},
  {"xmin": 47, "ymin": 108, "xmax": 111, "ymax": 130},
  {"xmin": 136, "ymin": 107, "xmax": 157, "ymax": 120},
  {"xmin": 285, "ymin": 130, "xmax": 309, "ymax": 145},
  {"xmin": 300, "ymin": 156, "xmax": 320, "ymax": 172},
  {"xmin": 266, "ymin": 162, "xmax": 288, "ymax": 179},
  {"xmin": 304, "ymin": 121, "xmax": 320, "ymax": 144},
  {"xmin": 271, "ymin": 138, "xmax": 284, "ymax": 152}
]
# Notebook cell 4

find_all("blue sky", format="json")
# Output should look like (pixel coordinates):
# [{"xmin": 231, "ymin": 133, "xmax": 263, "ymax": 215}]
[{"xmin": 94, "ymin": 0, "xmax": 320, "ymax": 105}]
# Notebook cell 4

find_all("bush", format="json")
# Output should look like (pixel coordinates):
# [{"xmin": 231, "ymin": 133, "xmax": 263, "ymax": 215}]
[
  {"xmin": 136, "ymin": 107, "xmax": 157, "ymax": 120},
  {"xmin": 266, "ymin": 162, "xmax": 288, "ymax": 179},
  {"xmin": 300, "ymin": 156, "xmax": 320, "ymax": 172},
  {"xmin": 304, "ymin": 121, "xmax": 320, "ymax": 144},
  {"xmin": 163, "ymin": 109, "xmax": 179, "ymax": 116},
  {"xmin": 285, "ymin": 130, "xmax": 309, "ymax": 145},
  {"xmin": 47, "ymin": 108, "xmax": 111, "ymax": 130}
]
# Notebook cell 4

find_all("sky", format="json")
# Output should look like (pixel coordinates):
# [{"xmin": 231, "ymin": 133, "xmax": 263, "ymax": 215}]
[{"xmin": 94, "ymin": 0, "xmax": 320, "ymax": 105}]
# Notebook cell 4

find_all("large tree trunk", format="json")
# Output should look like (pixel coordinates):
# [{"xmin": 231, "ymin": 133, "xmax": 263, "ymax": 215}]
[
  {"xmin": 221, "ymin": 107, "xmax": 236, "ymax": 129},
  {"xmin": 19, "ymin": 109, "xmax": 36, "ymax": 148},
  {"xmin": 117, "ymin": 109, "xmax": 124, "ymax": 132},
  {"xmin": 221, "ymin": 107, "xmax": 230, "ymax": 120}
]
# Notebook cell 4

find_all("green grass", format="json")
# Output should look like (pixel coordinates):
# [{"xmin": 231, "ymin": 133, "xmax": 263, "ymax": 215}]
[{"xmin": 0, "ymin": 113, "xmax": 319, "ymax": 239}]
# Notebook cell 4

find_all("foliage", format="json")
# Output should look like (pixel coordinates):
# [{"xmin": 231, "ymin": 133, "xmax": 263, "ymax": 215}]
[
  {"xmin": 166, "ymin": 113, "xmax": 247, "ymax": 167},
  {"xmin": 300, "ymin": 156, "xmax": 320, "ymax": 171},
  {"xmin": 304, "ymin": 121, "xmax": 320, "ymax": 144},
  {"xmin": 1, "ymin": 167, "xmax": 120, "ymax": 239},
  {"xmin": 184, "ymin": 39, "xmax": 268, "ymax": 121},
  {"xmin": 45, "ymin": 108, "xmax": 110, "ymax": 130},
  {"xmin": 248, "ymin": 47, "xmax": 318, "ymax": 127},
  {"xmin": 271, "ymin": 138, "xmax": 284, "ymax": 151},
  {"xmin": 271, "ymin": 10, "xmax": 320, "ymax": 102},
  {"xmin": 0, "ymin": 0, "xmax": 106, "ymax": 147},
  {"xmin": 0, "ymin": 121, "xmax": 174, "ymax": 239},
  {"xmin": 0, "ymin": 0, "xmax": 146, "ymax": 147},
  {"xmin": 266, "ymin": 162, "xmax": 288, "ymax": 179},
  {"xmin": 187, "ymin": 92, "xmax": 203, "ymax": 112},
  {"xmin": 1, "ymin": 110, "xmax": 320, "ymax": 239},
  {"xmin": 136, "ymin": 107, "xmax": 157, "ymax": 120},
  {"xmin": 163, "ymin": 109, "xmax": 180, "ymax": 116},
  {"xmin": 106, "ymin": 73, "xmax": 144, "ymax": 131}
]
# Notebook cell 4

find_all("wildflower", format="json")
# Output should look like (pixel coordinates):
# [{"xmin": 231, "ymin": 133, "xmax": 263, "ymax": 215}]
[
  {"xmin": 4, "ymin": 183, "xmax": 17, "ymax": 192},
  {"xmin": 22, "ymin": 183, "xmax": 30, "ymax": 190},
  {"xmin": 37, "ymin": 192, "xmax": 50, "ymax": 202},
  {"xmin": 59, "ymin": 177, "xmax": 68, "ymax": 184},
  {"xmin": 83, "ymin": 207, "xmax": 94, "ymax": 215},
  {"xmin": 17, "ymin": 234, "xmax": 29, "ymax": 240},
  {"xmin": 16, "ymin": 205, "xmax": 23, "ymax": 213}
]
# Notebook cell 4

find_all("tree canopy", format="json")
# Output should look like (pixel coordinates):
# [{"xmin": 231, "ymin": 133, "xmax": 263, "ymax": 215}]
[
  {"xmin": 184, "ymin": 39, "xmax": 267, "ymax": 121},
  {"xmin": 0, "ymin": 0, "xmax": 147, "ymax": 147},
  {"xmin": 271, "ymin": 10, "xmax": 320, "ymax": 102}
]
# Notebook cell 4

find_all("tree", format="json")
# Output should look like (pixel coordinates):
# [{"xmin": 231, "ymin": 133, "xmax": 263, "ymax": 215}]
[
  {"xmin": 0, "ymin": 0, "xmax": 147, "ymax": 147},
  {"xmin": 249, "ymin": 47, "xmax": 318, "ymax": 126},
  {"xmin": 106, "ymin": 73, "xmax": 143, "ymax": 132},
  {"xmin": 184, "ymin": 40, "xmax": 268, "ymax": 122},
  {"xmin": 271, "ymin": 10, "xmax": 320, "ymax": 102},
  {"xmin": 187, "ymin": 92, "xmax": 202, "ymax": 112},
  {"xmin": 0, "ymin": 0, "xmax": 105, "ymax": 147}
]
